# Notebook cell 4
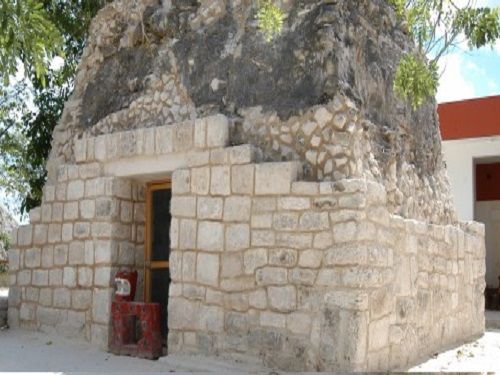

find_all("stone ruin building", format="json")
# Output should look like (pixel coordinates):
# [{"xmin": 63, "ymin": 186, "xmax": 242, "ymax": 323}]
[{"xmin": 7, "ymin": 0, "xmax": 486, "ymax": 371}]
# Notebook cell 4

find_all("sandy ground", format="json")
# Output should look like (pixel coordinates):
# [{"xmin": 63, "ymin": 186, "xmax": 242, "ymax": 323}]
[
  {"xmin": 409, "ymin": 329, "xmax": 500, "ymax": 372},
  {"xmin": 0, "ymin": 329, "xmax": 272, "ymax": 374},
  {"xmin": 1, "ymin": 302, "xmax": 500, "ymax": 374},
  {"xmin": 1, "ymin": 328, "xmax": 500, "ymax": 374}
]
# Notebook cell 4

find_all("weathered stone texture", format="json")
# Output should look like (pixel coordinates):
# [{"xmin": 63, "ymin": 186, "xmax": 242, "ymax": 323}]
[
  {"xmin": 43, "ymin": 0, "xmax": 456, "ymax": 225},
  {"xmin": 8, "ymin": 165, "xmax": 146, "ymax": 343},
  {"xmin": 8, "ymin": 0, "xmax": 486, "ymax": 371},
  {"xmin": 163, "ymin": 145, "xmax": 484, "ymax": 371}
]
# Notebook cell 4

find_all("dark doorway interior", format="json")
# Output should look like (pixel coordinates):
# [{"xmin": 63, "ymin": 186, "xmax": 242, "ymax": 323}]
[{"xmin": 145, "ymin": 182, "xmax": 172, "ymax": 340}]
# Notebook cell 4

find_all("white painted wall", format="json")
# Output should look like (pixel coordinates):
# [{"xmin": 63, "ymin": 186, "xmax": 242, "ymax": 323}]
[{"xmin": 442, "ymin": 135, "xmax": 500, "ymax": 221}]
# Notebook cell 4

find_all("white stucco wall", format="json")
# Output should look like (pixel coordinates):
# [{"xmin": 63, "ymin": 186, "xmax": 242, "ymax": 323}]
[
  {"xmin": 442, "ymin": 135, "xmax": 500, "ymax": 221},
  {"xmin": 443, "ymin": 135, "xmax": 500, "ymax": 288}
]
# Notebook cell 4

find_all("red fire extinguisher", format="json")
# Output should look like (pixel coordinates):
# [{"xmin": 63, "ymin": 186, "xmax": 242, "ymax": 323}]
[{"xmin": 114, "ymin": 270, "xmax": 138, "ymax": 302}]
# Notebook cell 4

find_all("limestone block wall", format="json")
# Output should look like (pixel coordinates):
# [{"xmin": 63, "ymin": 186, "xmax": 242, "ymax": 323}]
[
  {"xmin": 8, "ymin": 166, "xmax": 146, "ymax": 347},
  {"xmin": 8, "ymin": 114, "xmax": 230, "ymax": 347},
  {"xmin": 379, "ymin": 218, "xmax": 485, "ymax": 369},
  {"xmin": 8, "ymin": 113, "xmax": 485, "ymax": 371},
  {"xmin": 167, "ymin": 149, "xmax": 485, "ymax": 371}
]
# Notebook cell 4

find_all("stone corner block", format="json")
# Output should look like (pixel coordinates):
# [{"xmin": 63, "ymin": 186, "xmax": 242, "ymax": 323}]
[
  {"xmin": 172, "ymin": 169, "xmax": 191, "ymax": 195},
  {"xmin": 17, "ymin": 225, "xmax": 33, "ymax": 247},
  {"xmin": 94, "ymin": 135, "xmax": 107, "ymax": 162},
  {"xmin": 91, "ymin": 323, "xmax": 111, "ymax": 351},
  {"xmin": 255, "ymin": 162, "xmax": 301, "ymax": 195},
  {"xmin": 9, "ymin": 227, "xmax": 18, "ymax": 246},
  {"xmin": 28, "ymin": 207, "xmax": 42, "ymax": 223},
  {"xmin": 205, "ymin": 114, "xmax": 229, "ymax": 148},
  {"xmin": 462, "ymin": 221, "xmax": 485, "ymax": 237},
  {"xmin": 74, "ymin": 139, "xmax": 87, "ymax": 163},
  {"xmin": 229, "ymin": 144, "xmax": 256, "ymax": 165}
]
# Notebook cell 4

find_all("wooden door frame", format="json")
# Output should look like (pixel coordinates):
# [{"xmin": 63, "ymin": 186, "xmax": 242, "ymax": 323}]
[{"xmin": 144, "ymin": 179, "xmax": 171, "ymax": 302}]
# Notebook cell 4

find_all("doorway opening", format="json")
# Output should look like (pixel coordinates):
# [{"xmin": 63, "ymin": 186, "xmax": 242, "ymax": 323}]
[
  {"xmin": 474, "ymin": 160, "xmax": 500, "ymax": 310},
  {"xmin": 145, "ymin": 181, "xmax": 172, "ymax": 341}
]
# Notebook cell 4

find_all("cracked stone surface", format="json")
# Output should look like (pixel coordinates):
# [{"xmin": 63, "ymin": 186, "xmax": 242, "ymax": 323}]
[{"xmin": 45, "ymin": 0, "xmax": 457, "ymax": 224}]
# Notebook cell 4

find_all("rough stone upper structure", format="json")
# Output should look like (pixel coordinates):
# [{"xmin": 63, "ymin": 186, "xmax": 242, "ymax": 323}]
[
  {"xmin": 8, "ymin": 0, "xmax": 485, "ymax": 372},
  {"xmin": 47, "ymin": 0, "xmax": 455, "ymax": 224}
]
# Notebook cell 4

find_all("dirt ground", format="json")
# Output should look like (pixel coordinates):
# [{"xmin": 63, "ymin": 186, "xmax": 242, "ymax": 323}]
[
  {"xmin": 0, "ymin": 328, "xmax": 271, "ymax": 374},
  {"xmin": 409, "ymin": 329, "xmax": 500, "ymax": 372},
  {"xmin": 1, "ymin": 326, "xmax": 500, "ymax": 373}
]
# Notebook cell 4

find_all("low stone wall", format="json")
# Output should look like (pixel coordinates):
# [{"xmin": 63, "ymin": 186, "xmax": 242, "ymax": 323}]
[
  {"xmin": 167, "ymin": 152, "xmax": 485, "ymax": 371},
  {"xmin": 7, "ymin": 114, "xmax": 231, "ymax": 347},
  {"xmin": 7, "ymin": 172, "xmax": 145, "ymax": 346}
]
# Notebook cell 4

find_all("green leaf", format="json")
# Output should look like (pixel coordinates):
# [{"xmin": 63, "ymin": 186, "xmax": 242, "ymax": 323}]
[
  {"xmin": 387, "ymin": 1, "xmax": 499, "ymax": 108},
  {"xmin": 0, "ymin": 0, "xmax": 105, "ymax": 214},
  {"xmin": 0, "ymin": 0, "xmax": 64, "ymax": 84},
  {"xmin": 257, "ymin": 0, "xmax": 285, "ymax": 42},
  {"xmin": 394, "ymin": 54, "xmax": 439, "ymax": 110}
]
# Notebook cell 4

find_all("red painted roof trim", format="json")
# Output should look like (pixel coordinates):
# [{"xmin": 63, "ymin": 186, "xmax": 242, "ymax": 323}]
[{"xmin": 438, "ymin": 95, "xmax": 500, "ymax": 141}]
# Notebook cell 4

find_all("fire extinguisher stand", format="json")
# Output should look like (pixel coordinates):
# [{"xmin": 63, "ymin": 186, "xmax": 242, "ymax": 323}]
[{"xmin": 109, "ymin": 270, "xmax": 163, "ymax": 359}]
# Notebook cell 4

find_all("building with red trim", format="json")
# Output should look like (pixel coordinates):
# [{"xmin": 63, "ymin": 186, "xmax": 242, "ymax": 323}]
[{"xmin": 439, "ymin": 95, "xmax": 500, "ymax": 288}]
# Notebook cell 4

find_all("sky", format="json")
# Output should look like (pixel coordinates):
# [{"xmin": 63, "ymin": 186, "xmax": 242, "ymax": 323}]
[{"xmin": 436, "ymin": 0, "xmax": 500, "ymax": 103}]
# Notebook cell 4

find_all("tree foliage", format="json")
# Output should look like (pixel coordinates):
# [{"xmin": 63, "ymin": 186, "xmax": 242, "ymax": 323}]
[
  {"xmin": 394, "ymin": 54, "xmax": 439, "ymax": 108},
  {"xmin": 387, "ymin": 0, "xmax": 500, "ymax": 108},
  {"xmin": 0, "ymin": 0, "xmax": 105, "ymax": 215},
  {"xmin": 0, "ymin": 0, "xmax": 63, "ymax": 84},
  {"xmin": 257, "ymin": 1, "xmax": 500, "ymax": 109},
  {"xmin": 0, "ymin": 219, "xmax": 11, "ymax": 272}
]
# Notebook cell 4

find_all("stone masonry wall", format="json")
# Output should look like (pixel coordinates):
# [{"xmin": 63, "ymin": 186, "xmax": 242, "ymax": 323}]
[
  {"xmin": 9, "ymin": 114, "xmax": 485, "ymax": 371},
  {"xmin": 166, "ymin": 123, "xmax": 485, "ymax": 371},
  {"xmin": 8, "ymin": 170, "xmax": 145, "ymax": 347},
  {"xmin": 234, "ymin": 95, "xmax": 456, "ymax": 224},
  {"xmin": 7, "ymin": 114, "xmax": 229, "ymax": 347}
]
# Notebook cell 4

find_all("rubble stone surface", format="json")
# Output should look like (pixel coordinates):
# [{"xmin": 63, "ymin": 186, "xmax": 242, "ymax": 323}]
[{"xmin": 45, "ymin": 0, "xmax": 456, "ymax": 224}]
